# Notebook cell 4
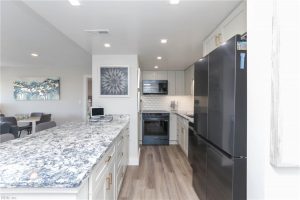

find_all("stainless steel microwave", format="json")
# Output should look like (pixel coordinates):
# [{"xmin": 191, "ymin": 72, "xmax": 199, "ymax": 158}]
[{"xmin": 142, "ymin": 80, "xmax": 168, "ymax": 95}]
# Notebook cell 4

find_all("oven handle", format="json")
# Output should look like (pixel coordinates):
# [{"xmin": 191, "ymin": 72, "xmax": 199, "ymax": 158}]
[{"xmin": 143, "ymin": 118, "xmax": 169, "ymax": 121}]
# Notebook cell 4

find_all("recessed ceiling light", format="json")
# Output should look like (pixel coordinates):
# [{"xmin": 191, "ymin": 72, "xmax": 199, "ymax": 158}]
[
  {"xmin": 160, "ymin": 39, "xmax": 168, "ymax": 44},
  {"xmin": 31, "ymin": 53, "xmax": 39, "ymax": 57},
  {"xmin": 221, "ymin": 42, "xmax": 227, "ymax": 46},
  {"xmin": 169, "ymin": 0, "xmax": 180, "ymax": 5},
  {"xmin": 157, "ymin": 56, "xmax": 162, "ymax": 60},
  {"xmin": 199, "ymin": 58, "xmax": 203, "ymax": 62},
  {"xmin": 69, "ymin": 0, "xmax": 80, "ymax": 6},
  {"xmin": 154, "ymin": 66, "xmax": 159, "ymax": 69},
  {"xmin": 104, "ymin": 43, "xmax": 111, "ymax": 48}
]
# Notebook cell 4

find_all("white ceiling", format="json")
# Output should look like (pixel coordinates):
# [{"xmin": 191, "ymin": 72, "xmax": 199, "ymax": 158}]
[
  {"xmin": 0, "ymin": 1, "xmax": 91, "ymax": 69},
  {"xmin": 1, "ymin": 0, "xmax": 242, "ymax": 70}
]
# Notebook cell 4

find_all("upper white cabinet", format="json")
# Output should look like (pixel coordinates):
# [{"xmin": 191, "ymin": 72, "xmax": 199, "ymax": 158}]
[
  {"xmin": 203, "ymin": 1, "xmax": 246, "ymax": 56},
  {"xmin": 142, "ymin": 70, "xmax": 185, "ymax": 96},
  {"xmin": 156, "ymin": 71, "xmax": 168, "ymax": 80},
  {"xmin": 167, "ymin": 71, "xmax": 176, "ymax": 95},
  {"xmin": 175, "ymin": 71, "xmax": 185, "ymax": 95},
  {"xmin": 142, "ymin": 71, "xmax": 156, "ymax": 80},
  {"xmin": 142, "ymin": 71, "xmax": 167, "ymax": 80},
  {"xmin": 184, "ymin": 65, "xmax": 194, "ymax": 96}
]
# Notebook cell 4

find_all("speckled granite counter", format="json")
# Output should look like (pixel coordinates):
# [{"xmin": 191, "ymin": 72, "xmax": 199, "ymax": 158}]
[
  {"xmin": 0, "ymin": 115, "xmax": 129, "ymax": 189},
  {"xmin": 175, "ymin": 112, "xmax": 194, "ymax": 123}
]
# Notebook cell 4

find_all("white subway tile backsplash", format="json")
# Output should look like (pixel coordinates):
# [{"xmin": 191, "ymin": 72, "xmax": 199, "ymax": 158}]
[{"xmin": 141, "ymin": 95, "xmax": 194, "ymax": 113}]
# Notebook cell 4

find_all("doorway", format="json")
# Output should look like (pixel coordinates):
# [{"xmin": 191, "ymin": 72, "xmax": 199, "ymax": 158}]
[{"xmin": 83, "ymin": 75, "xmax": 92, "ymax": 121}]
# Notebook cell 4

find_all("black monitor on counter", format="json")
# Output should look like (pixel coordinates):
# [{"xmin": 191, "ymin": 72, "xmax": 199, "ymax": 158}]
[{"xmin": 91, "ymin": 107, "xmax": 104, "ymax": 119}]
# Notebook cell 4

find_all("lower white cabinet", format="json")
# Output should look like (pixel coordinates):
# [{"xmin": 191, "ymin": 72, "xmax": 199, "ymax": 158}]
[
  {"xmin": 169, "ymin": 113, "xmax": 177, "ymax": 144},
  {"xmin": 177, "ymin": 115, "xmax": 189, "ymax": 157},
  {"xmin": 89, "ymin": 124, "xmax": 129, "ymax": 200}
]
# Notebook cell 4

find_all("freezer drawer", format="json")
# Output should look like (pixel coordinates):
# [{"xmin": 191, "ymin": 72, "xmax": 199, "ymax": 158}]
[
  {"xmin": 189, "ymin": 131, "xmax": 207, "ymax": 200},
  {"xmin": 206, "ymin": 145, "xmax": 246, "ymax": 200}
]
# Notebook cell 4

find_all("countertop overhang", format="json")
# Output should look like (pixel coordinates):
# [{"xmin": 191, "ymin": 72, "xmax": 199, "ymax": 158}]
[{"xmin": 0, "ymin": 115, "xmax": 129, "ymax": 189}]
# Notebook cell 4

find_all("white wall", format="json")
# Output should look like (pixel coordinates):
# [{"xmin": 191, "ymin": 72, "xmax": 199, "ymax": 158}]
[
  {"xmin": 0, "ymin": 1, "xmax": 92, "ymax": 124},
  {"xmin": 0, "ymin": 64, "xmax": 91, "ymax": 124},
  {"xmin": 248, "ymin": 0, "xmax": 300, "ymax": 199},
  {"xmin": 92, "ymin": 55, "xmax": 139, "ymax": 165}
]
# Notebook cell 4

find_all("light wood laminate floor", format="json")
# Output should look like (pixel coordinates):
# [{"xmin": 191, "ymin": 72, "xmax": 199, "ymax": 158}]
[{"xmin": 118, "ymin": 145, "xmax": 199, "ymax": 200}]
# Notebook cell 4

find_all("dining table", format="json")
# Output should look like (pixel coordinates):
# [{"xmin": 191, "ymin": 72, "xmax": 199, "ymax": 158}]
[{"xmin": 18, "ymin": 117, "xmax": 41, "ymax": 134}]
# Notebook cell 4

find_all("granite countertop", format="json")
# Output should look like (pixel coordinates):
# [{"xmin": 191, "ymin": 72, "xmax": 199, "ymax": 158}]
[
  {"xmin": 0, "ymin": 115, "xmax": 129, "ymax": 189},
  {"xmin": 174, "ymin": 112, "xmax": 194, "ymax": 123}
]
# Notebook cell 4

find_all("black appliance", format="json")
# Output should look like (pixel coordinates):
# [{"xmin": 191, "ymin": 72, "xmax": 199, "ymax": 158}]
[
  {"xmin": 190, "ymin": 34, "xmax": 247, "ymax": 200},
  {"xmin": 142, "ymin": 80, "xmax": 168, "ymax": 95},
  {"xmin": 142, "ymin": 111, "xmax": 169, "ymax": 145}
]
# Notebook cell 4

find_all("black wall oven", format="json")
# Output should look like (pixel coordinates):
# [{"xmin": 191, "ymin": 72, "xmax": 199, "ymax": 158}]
[{"xmin": 142, "ymin": 113, "xmax": 169, "ymax": 145}]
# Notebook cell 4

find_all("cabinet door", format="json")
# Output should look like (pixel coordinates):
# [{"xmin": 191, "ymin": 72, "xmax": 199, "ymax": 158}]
[
  {"xmin": 142, "ymin": 71, "xmax": 156, "ymax": 80},
  {"xmin": 155, "ymin": 71, "xmax": 168, "ymax": 80},
  {"xmin": 175, "ymin": 71, "xmax": 185, "ymax": 95},
  {"xmin": 169, "ymin": 113, "xmax": 177, "ymax": 142},
  {"xmin": 167, "ymin": 71, "xmax": 176, "ymax": 95},
  {"xmin": 183, "ymin": 119, "xmax": 189, "ymax": 156},
  {"xmin": 184, "ymin": 66, "xmax": 192, "ymax": 95},
  {"xmin": 222, "ymin": 7, "xmax": 246, "ymax": 42},
  {"xmin": 105, "ymin": 163, "xmax": 115, "ymax": 200}
]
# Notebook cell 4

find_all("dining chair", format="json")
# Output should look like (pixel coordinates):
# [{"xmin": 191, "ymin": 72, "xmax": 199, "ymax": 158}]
[
  {"xmin": 30, "ymin": 112, "xmax": 43, "ymax": 117},
  {"xmin": 0, "ymin": 122, "xmax": 17, "ymax": 141},
  {"xmin": 36, "ymin": 121, "xmax": 56, "ymax": 132},
  {"xmin": 0, "ymin": 117, "xmax": 31, "ymax": 137},
  {"xmin": 37, "ymin": 114, "xmax": 51, "ymax": 125}
]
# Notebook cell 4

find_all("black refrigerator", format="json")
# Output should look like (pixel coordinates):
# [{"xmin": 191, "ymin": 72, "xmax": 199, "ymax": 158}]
[{"xmin": 189, "ymin": 34, "xmax": 247, "ymax": 200}]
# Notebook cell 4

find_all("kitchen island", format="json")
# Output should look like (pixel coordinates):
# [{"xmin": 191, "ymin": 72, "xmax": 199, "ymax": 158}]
[{"xmin": 0, "ymin": 115, "xmax": 130, "ymax": 200}]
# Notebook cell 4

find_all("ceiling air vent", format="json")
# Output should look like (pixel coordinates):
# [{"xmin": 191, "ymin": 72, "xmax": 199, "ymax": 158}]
[{"xmin": 84, "ymin": 29, "xmax": 110, "ymax": 35}]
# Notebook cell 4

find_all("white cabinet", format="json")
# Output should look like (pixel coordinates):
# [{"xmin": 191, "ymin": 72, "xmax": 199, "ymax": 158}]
[
  {"xmin": 167, "ymin": 71, "xmax": 176, "ymax": 95},
  {"xmin": 142, "ymin": 70, "xmax": 185, "ymax": 96},
  {"xmin": 89, "ymin": 124, "xmax": 129, "ymax": 200},
  {"xmin": 155, "ymin": 71, "xmax": 168, "ymax": 80},
  {"xmin": 142, "ymin": 71, "xmax": 167, "ymax": 80},
  {"xmin": 169, "ymin": 113, "xmax": 177, "ymax": 144},
  {"xmin": 175, "ymin": 71, "xmax": 185, "ymax": 95},
  {"xmin": 177, "ymin": 115, "xmax": 189, "ymax": 157},
  {"xmin": 203, "ymin": 1, "xmax": 246, "ymax": 56},
  {"xmin": 142, "ymin": 71, "xmax": 156, "ymax": 80},
  {"xmin": 184, "ymin": 65, "xmax": 194, "ymax": 96},
  {"xmin": 89, "ymin": 144, "xmax": 115, "ymax": 200}
]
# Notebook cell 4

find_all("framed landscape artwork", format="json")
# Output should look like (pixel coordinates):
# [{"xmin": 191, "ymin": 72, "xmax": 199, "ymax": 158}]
[
  {"xmin": 99, "ymin": 66, "xmax": 129, "ymax": 97},
  {"xmin": 13, "ymin": 77, "xmax": 60, "ymax": 101}
]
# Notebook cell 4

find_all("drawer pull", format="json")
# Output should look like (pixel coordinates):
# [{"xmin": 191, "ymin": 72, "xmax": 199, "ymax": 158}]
[
  {"xmin": 105, "ymin": 155, "xmax": 112, "ymax": 163},
  {"xmin": 109, "ymin": 172, "xmax": 112, "ymax": 184},
  {"xmin": 106, "ymin": 177, "xmax": 110, "ymax": 190}
]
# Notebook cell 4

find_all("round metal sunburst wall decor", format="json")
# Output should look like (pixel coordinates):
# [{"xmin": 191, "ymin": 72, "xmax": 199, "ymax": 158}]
[{"xmin": 100, "ymin": 67, "xmax": 129, "ymax": 95}]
